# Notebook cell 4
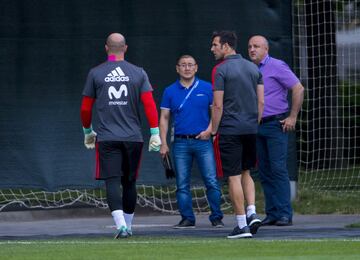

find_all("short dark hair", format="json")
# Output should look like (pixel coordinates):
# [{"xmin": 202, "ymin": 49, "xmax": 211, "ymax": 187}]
[
  {"xmin": 212, "ymin": 30, "xmax": 237, "ymax": 50},
  {"xmin": 177, "ymin": 54, "xmax": 197, "ymax": 64}
]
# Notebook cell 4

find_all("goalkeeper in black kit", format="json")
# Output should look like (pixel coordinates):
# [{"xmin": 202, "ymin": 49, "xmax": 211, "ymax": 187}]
[{"xmin": 80, "ymin": 33, "xmax": 161, "ymax": 238}]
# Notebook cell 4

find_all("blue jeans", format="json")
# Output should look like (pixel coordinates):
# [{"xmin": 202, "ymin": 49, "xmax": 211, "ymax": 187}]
[
  {"xmin": 172, "ymin": 138, "xmax": 223, "ymax": 223},
  {"xmin": 257, "ymin": 120, "xmax": 293, "ymax": 221}
]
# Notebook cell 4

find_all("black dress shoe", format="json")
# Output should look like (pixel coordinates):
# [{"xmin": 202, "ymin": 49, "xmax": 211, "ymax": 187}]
[
  {"xmin": 261, "ymin": 217, "xmax": 277, "ymax": 226},
  {"xmin": 275, "ymin": 217, "xmax": 292, "ymax": 226},
  {"xmin": 173, "ymin": 219, "xmax": 195, "ymax": 229}
]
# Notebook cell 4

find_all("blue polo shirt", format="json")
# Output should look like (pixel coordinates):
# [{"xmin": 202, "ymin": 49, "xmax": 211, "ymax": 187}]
[{"xmin": 160, "ymin": 78, "xmax": 212, "ymax": 135}]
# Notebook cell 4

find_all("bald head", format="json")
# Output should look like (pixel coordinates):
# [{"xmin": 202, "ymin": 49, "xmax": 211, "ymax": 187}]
[
  {"xmin": 249, "ymin": 35, "xmax": 269, "ymax": 48},
  {"xmin": 248, "ymin": 35, "xmax": 269, "ymax": 65},
  {"xmin": 105, "ymin": 33, "xmax": 127, "ymax": 54}
]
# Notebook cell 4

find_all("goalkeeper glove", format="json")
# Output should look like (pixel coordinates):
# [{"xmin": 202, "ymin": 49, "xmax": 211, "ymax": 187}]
[
  {"xmin": 149, "ymin": 127, "xmax": 161, "ymax": 152},
  {"xmin": 83, "ymin": 126, "xmax": 97, "ymax": 149}
]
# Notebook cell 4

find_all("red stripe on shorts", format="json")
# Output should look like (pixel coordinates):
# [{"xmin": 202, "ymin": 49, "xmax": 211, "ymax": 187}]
[
  {"xmin": 213, "ymin": 134, "xmax": 223, "ymax": 178},
  {"xmin": 95, "ymin": 142, "xmax": 100, "ymax": 179}
]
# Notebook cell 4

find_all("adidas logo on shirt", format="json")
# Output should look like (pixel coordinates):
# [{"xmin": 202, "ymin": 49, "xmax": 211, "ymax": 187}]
[{"xmin": 104, "ymin": 67, "xmax": 130, "ymax": 82}]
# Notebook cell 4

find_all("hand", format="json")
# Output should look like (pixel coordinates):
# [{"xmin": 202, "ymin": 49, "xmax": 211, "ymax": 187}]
[
  {"xmin": 279, "ymin": 116, "xmax": 297, "ymax": 132},
  {"xmin": 149, "ymin": 127, "xmax": 161, "ymax": 152},
  {"xmin": 83, "ymin": 128, "xmax": 97, "ymax": 149},
  {"xmin": 149, "ymin": 134, "xmax": 161, "ymax": 151},
  {"xmin": 196, "ymin": 130, "xmax": 211, "ymax": 140},
  {"xmin": 160, "ymin": 143, "xmax": 169, "ymax": 158}
]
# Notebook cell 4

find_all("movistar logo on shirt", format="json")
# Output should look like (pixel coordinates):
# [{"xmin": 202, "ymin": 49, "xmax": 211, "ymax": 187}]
[
  {"xmin": 104, "ymin": 67, "xmax": 129, "ymax": 82},
  {"xmin": 108, "ymin": 84, "xmax": 128, "ymax": 105}
]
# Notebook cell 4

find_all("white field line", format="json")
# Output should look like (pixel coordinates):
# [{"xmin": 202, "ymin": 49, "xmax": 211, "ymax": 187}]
[
  {"xmin": 0, "ymin": 240, "xmax": 222, "ymax": 245},
  {"xmin": 0, "ymin": 239, "xmax": 359, "ymax": 245},
  {"xmin": 106, "ymin": 224, "xmax": 172, "ymax": 229}
]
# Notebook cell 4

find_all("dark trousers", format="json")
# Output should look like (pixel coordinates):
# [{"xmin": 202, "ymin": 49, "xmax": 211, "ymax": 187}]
[{"xmin": 257, "ymin": 120, "xmax": 293, "ymax": 220}]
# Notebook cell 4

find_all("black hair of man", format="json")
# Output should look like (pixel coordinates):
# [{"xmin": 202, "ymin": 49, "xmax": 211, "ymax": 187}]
[
  {"xmin": 212, "ymin": 30, "xmax": 237, "ymax": 50},
  {"xmin": 176, "ymin": 54, "xmax": 197, "ymax": 65}
]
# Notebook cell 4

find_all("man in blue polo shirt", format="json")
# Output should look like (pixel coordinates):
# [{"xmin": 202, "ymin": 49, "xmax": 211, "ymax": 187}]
[{"xmin": 159, "ymin": 54, "xmax": 223, "ymax": 228}]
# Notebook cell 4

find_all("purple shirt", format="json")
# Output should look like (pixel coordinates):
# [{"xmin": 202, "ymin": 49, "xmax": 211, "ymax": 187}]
[{"xmin": 259, "ymin": 55, "xmax": 300, "ymax": 118}]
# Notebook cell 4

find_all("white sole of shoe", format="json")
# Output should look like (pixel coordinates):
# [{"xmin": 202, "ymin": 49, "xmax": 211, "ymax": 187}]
[
  {"xmin": 172, "ymin": 226, "xmax": 196, "ymax": 229},
  {"xmin": 249, "ymin": 219, "xmax": 261, "ymax": 226},
  {"xmin": 227, "ymin": 233, "xmax": 253, "ymax": 239}
]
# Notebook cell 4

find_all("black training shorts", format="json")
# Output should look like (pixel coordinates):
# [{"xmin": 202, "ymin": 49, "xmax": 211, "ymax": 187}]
[
  {"xmin": 95, "ymin": 141, "xmax": 143, "ymax": 181},
  {"xmin": 214, "ymin": 134, "xmax": 256, "ymax": 178}
]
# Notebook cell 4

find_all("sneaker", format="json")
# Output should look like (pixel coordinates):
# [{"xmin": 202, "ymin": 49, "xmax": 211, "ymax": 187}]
[
  {"xmin": 173, "ymin": 219, "xmax": 195, "ymax": 229},
  {"xmin": 247, "ymin": 213, "xmax": 262, "ymax": 234},
  {"xmin": 126, "ymin": 228, "xmax": 133, "ymax": 237},
  {"xmin": 211, "ymin": 219, "xmax": 225, "ymax": 228},
  {"xmin": 114, "ymin": 226, "xmax": 129, "ymax": 239},
  {"xmin": 227, "ymin": 226, "xmax": 252, "ymax": 239}
]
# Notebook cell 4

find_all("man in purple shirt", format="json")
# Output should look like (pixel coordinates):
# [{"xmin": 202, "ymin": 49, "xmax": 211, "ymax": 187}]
[{"xmin": 248, "ymin": 35, "xmax": 304, "ymax": 226}]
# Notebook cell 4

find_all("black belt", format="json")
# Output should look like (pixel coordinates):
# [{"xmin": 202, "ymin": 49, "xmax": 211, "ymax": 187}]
[
  {"xmin": 175, "ymin": 134, "xmax": 198, "ymax": 139},
  {"xmin": 261, "ymin": 113, "xmax": 287, "ymax": 124}
]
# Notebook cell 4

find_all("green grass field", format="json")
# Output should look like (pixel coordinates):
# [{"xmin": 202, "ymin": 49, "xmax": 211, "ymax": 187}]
[{"xmin": 1, "ymin": 237, "xmax": 359, "ymax": 260}]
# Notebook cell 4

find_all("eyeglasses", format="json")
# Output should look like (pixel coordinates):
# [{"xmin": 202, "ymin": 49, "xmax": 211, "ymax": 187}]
[{"xmin": 177, "ymin": 63, "xmax": 197, "ymax": 69}]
